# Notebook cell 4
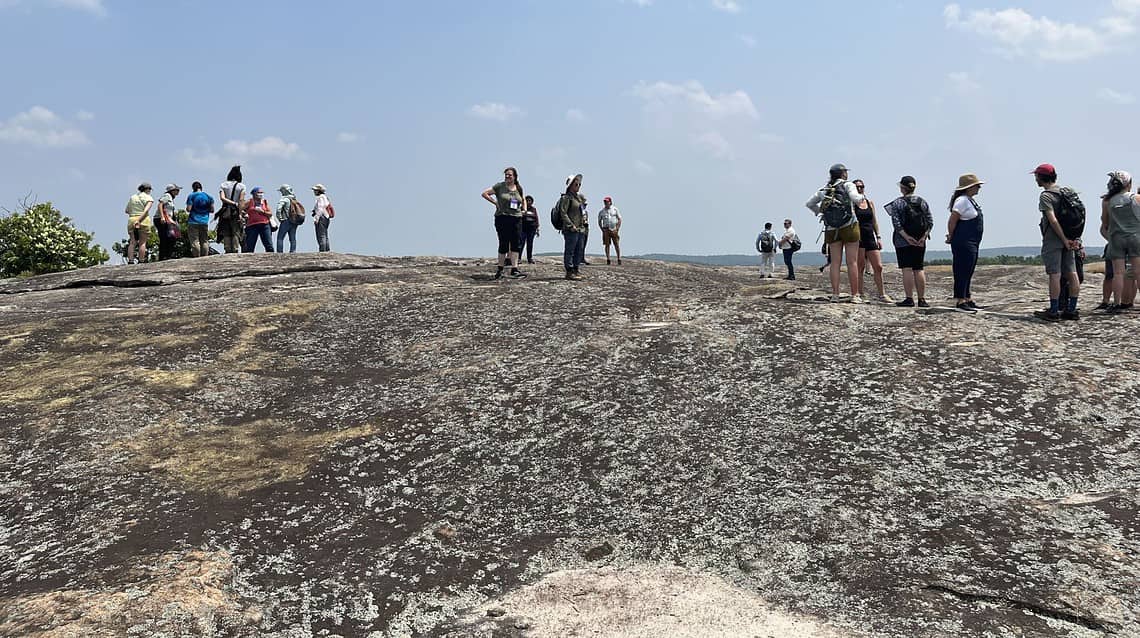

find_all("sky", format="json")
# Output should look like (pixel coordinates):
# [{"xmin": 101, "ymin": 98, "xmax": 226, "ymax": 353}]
[{"xmin": 1, "ymin": 0, "xmax": 1138, "ymax": 259}]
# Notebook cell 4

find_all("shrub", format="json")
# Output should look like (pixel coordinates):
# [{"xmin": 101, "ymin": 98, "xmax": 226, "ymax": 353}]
[{"xmin": 0, "ymin": 201, "xmax": 108, "ymax": 278}]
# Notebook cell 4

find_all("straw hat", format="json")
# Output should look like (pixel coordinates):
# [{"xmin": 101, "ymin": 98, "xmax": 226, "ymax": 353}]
[{"xmin": 955, "ymin": 173, "xmax": 984, "ymax": 191}]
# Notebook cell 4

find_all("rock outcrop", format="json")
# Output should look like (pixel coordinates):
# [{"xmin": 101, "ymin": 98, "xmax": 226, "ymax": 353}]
[{"xmin": 1, "ymin": 254, "xmax": 1137, "ymax": 637}]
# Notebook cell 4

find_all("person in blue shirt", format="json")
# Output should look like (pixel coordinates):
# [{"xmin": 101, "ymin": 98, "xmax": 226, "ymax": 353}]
[{"xmin": 185, "ymin": 181, "xmax": 215, "ymax": 257}]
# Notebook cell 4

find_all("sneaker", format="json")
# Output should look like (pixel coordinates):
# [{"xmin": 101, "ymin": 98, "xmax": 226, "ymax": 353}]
[
  {"xmin": 509, "ymin": 269, "xmax": 527, "ymax": 279},
  {"xmin": 565, "ymin": 271, "xmax": 580, "ymax": 280},
  {"xmin": 880, "ymin": 293, "xmax": 896, "ymax": 303},
  {"xmin": 1106, "ymin": 304, "xmax": 1124, "ymax": 315},
  {"xmin": 494, "ymin": 269, "xmax": 504, "ymax": 280},
  {"xmin": 965, "ymin": 300, "xmax": 981, "ymax": 310},
  {"xmin": 527, "ymin": 259, "xmax": 535, "ymax": 265},
  {"xmin": 829, "ymin": 295, "xmax": 842, "ymax": 303},
  {"xmin": 581, "ymin": 260, "xmax": 591, "ymax": 266},
  {"xmin": 617, "ymin": 259, "xmax": 622, "ymax": 265},
  {"xmin": 607, "ymin": 259, "xmax": 612, "ymax": 265},
  {"xmin": 895, "ymin": 298, "xmax": 915, "ymax": 307},
  {"xmin": 850, "ymin": 295, "xmax": 867, "ymax": 304},
  {"xmin": 956, "ymin": 302, "xmax": 978, "ymax": 313},
  {"xmin": 1095, "ymin": 301, "xmax": 1110, "ymax": 311},
  {"xmin": 1061, "ymin": 309, "xmax": 1080, "ymax": 321},
  {"xmin": 1033, "ymin": 309, "xmax": 1061, "ymax": 322},
  {"xmin": 918, "ymin": 299, "xmax": 931, "ymax": 308},
  {"xmin": 1120, "ymin": 303, "xmax": 1135, "ymax": 310}
]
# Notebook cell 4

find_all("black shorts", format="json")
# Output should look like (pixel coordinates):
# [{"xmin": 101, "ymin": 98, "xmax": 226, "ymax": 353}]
[
  {"xmin": 859, "ymin": 226, "xmax": 879, "ymax": 251},
  {"xmin": 896, "ymin": 245, "xmax": 926, "ymax": 270}
]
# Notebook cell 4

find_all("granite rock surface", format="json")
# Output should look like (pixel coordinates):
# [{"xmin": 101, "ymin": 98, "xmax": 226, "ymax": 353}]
[{"xmin": 1, "ymin": 254, "xmax": 1137, "ymax": 637}]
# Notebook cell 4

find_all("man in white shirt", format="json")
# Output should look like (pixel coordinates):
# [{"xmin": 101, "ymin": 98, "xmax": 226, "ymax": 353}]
[
  {"xmin": 598, "ymin": 196, "xmax": 623, "ymax": 265},
  {"xmin": 778, "ymin": 219, "xmax": 799, "ymax": 280}
]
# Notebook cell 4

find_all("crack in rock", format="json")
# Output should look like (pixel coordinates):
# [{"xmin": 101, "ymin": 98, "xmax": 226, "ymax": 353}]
[{"xmin": 923, "ymin": 584, "xmax": 1115, "ymax": 633}]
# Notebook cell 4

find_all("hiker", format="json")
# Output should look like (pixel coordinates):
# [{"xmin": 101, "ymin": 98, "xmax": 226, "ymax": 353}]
[
  {"xmin": 779, "ymin": 219, "xmax": 799, "ymax": 280},
  {"xmin": 312, "ymin": 184, "xmax": 333, "ymax": 252},
  {"xmin": 242, "ymin": 187, "xmax": 274, "ymax": 253},
  {"xmin": 124, "ymin": 183, "xmax": 154, "ymax": 264},
  {"xmin": 853, "ymin": 179, "xmax": 890, "ymax": 302},
  {"xmin": 1100, "ymin": 170, "xmax": 1140, "ymax": 313},
  {"xmin": 480, "ymin": 167, "xmax": 527, "ymax": 279},
  {"xmin": 598, "ymin": 196, "xmax": 622, "ymax": 265},
  {"xmin": 884, "ymin": 176, "xmax": 933, "ymax": 308},
  {"xmin": 1098, "ymin": 250, "xmax": 1137, "ymax": 310},
  {"xmin": 755, "ymin": 222, "xmax": 777, "ymax": 277},
  {"xmin": 154, "ymin": 184, "xmax": 181, "ymax": 261},
  {"xmin": 217, "ymin": 166, "xmax": 247, "ymax": 254},
  {"xmin": 521, "ymin": 195, "xmax": 540, "ymax": 264},
  {"xmin": 806, "ymin": 163, "xmax": 866, "ymax": 302},
  {"xmin": 558, "ymin": 173, "xmax": 588, "ymax": 280},
  {"xmin": 1032, "ymin": 164, "xmax": 1083, "ymax": 321},
  {"xmin": 946, "ymin": 173, "xmax": 985, "ymax": 312},
  {"xmin": 275, "ymin": 185, "xmax": 303, "ymax": 253},
  {"xmin": 185, "ymin": 181, "xmax": 214, "ymax": 258}
]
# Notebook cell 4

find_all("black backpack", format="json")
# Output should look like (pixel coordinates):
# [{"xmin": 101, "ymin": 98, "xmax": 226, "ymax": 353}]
[
  {"xmin": 759, "ymin": 231, "xmax": 775, "ymax": 252},
  {"xmin": 550, "ymin": 196, "xmax": 565, "ymax": 231},
  {"xmin": 818, "ymin": 181, "xmax": 854, "ymax": 228},
  {"xmin": 901, "ymin": 196, "xmax": 932, "ymax": 238},
  {"xmin": 1050, "ymin": 187, "xmax": 1086, "ymax": 239}
]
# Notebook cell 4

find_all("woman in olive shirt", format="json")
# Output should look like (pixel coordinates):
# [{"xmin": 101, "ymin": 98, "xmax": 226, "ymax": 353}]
[{"xmin": 481, "ymin": 166, "xmax": 528, "ymax": 279}]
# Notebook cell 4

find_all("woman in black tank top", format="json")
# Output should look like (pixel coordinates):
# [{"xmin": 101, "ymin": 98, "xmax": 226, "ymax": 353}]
[{"xmin": 853, "ymin": 180, "xmax": 891, "ymax": 302}]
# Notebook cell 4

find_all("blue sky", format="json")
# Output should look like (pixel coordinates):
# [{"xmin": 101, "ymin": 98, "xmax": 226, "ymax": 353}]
[{"xmin": 1, "ymin": 0, "xmax": 1138, "ymax": 258}]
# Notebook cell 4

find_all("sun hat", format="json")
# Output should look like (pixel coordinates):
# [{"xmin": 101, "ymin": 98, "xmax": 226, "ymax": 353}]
[
  {"xmin": 565, "ymin": 174, "xmax": 582, "ymax": 186},
  {"xmin": 312, "ymin": 183, "xmax": 327, "ymax": 193},
  {"xmin": 164, "ymin": 183, "xmax": 181, "ymax": 193},
  {"xmin": 1031, "ymin": 163, "xmax": 1057, "ymax": 178},
  {"xmin": 955, "ymin": 174, "xmax": 984, "ymax": 191},
  {"xmin": 279, "ymin": 184, "xmax": 294, "ymax": 195}
]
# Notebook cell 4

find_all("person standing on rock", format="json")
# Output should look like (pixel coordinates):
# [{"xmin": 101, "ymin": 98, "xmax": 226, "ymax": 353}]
[
  {"xmin": 124, "ymin": 183, "xmax": 154, "ymax": 264},
  {"xmin": 853, "ymin": 180, "xmax": 891, "ymax": 302},
  {"xmin": 312, "ymin": 184, "xmax": 333, "ymax": 253},
  {"xmin": 275, "ymin": 185, "xmax": 302, "ymax": 253},
  {"xmin": 946, "ymin": 173, "xmax": 985, "ymax": 312},
  {"xmin": 1100, "ymin": 170, "xmax": 1140, "ymax": 313},
  {"xmin": 598, "ymin": 196, "xmax": 622, "ymax": 265},
  {"xmin": 185, "ymin": 182, "xmax": 214, "ymax": 258},
  {"xmin": 521, "ymin": 195, "xmax": 540, "ymax": 265},
  {"xmin": 778, "ymin": 219, "xmax": 799, "ymax": 280},
  {"xmin": 154, "ymin": 184, "xmax": 181, "ymax": 261},
  {"xmin": 217, "ymin": 166, "xmax": 247, "ymax": 254},
  {"xmin": 755, "ymin": 222, "xmax": 777, "ymax": 278},
  {"xmin": 806, "ymin": 163, "xmax": 866, "ymax": 303},
  {"xmin": 242, "ymin": 187, "xmax": 274, "ymax": 253},
  {"xmin": 884, "ymin": 176, "xmax": 933, "ymax": 308},
  {"xmin": 558, "ymin": 173, "xmax": 587, "ymax": 280},
  {"xmin": 481, "ymin": 167, "xmax": 528, "ymax": 279},
  {"xmin": 1031, "ymin": 164, "xmax": 1082, "ymax": 322}
]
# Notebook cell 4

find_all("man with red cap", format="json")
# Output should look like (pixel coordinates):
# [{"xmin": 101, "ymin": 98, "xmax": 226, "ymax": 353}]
[
  {"xmin": 598, "ymin": 196, "xmax": 623, "ymax": 265},
  {"xmin": 1032, "ymin": 163, "xmax": 1083, "ymax": 321}
]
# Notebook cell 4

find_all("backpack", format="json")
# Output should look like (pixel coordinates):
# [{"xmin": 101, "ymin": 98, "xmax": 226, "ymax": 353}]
[
  {"xmin": 550, "ymin": 195, "xmax": 566, "ymax": 231},
  {"xmin": 900, "ymin": 196, "xmax": 932, "ymax": 238},
  {"xmin": 290, "ymin": 199, "xmax": 306, "ymax": 225},
  {"xmin": 790, "ymin": 237, "xmax": 802, "ymax": 252},
  {"xmin": 1049, "ymin": 187, "xmax": 1086, "ymax": 239},
  {"xmin": 759, "ymin": 231, "xmax": 775, "ymax": 252},
  {"xmin": 818, "ymin": 181, "xmax": 854, "ymax": 228}
]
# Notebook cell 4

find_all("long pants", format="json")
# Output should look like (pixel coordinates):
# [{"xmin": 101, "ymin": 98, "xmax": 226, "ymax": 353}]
[
  {"xmin": 188, "ymin": 223, "xmax": 209, "ymax": 257},
  {"xmin": 782, "ymin": 249, "xmax": 795, "ymax": 279},
  {"xmin": 575, "ymin": 229, "xmax": 587, "ymax": 265},
  {"xmin": 315, "ymin": 217, "xmax": 331, "ymax": 252},
  {"xmin": 155, "ymin": 220, "xmax": 177, "ymax": 260},
  {"xmin": 218, "ymin": 215, "xmax": 243, "ymax": 253},
  {"xmin": 521, "ymin": 223, "xmax": 538, "ymax": 262},
  {"xmin": 276, "ymin": 218, "xmax": 298, "ymax": 253},
  {"xmin": 760, "ymin": 251, "xmax": 775, "ymax": 276},
  {"xmin": 563, "ymin": 231, "xmax": 586, "ymax": 271},
  {"xmin": 242, "ymin": 224, "xmax": 274, "ymax": 253},
  {"xmin": 951, "ymin": 217, "xmax": 983, "ymax": 299}
]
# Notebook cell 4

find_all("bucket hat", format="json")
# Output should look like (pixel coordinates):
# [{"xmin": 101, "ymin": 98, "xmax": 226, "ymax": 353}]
[{"xmin": 955, "ymin": 174, "xmax": 984, "ymax": 191}]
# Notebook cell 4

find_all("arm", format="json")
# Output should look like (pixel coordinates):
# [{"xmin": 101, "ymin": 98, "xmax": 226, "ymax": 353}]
[
  {"xmin": 1100, "ymin": 199, "xmax": 1110, "ymax": 241},
  {"xmin": 946, "ymin": 212, "xmax": 960, "ymax": 244},
  {"xmin": 482, "ymin": 187, "xmax": 496, "ymax": 206},
  {"xmin": 557, "ymin": 195, "xmax": 574, "ymax": 232},
  {"xmin": 805, "ymin": 192, "xmax": 822, "ymax": 215},
  {"xmin": 1041, "ymin": 194, "xmax": 1072, "ymax": 246},
  {"xmin": 755, "ymin": 234, "xmax": 762, "ymax": 253},
  {"xmin": 615, "ymin": 210, "xmax": 622, "ymax": 231},
  {"xmin": 846, "ymin": 181, "xmax": 866, "ymax": 206}
]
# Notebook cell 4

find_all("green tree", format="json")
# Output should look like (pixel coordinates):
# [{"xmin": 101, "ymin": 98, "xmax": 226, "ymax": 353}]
[
  {"xmin": 110, "ymin": 209, "xmax": 217, "ymax": 261},
  {"xmin": 0, "ymin": 200, "xmax": 108, "ymax": 278}
]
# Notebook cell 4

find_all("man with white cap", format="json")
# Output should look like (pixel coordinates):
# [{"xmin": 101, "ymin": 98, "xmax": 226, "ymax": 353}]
[
  {"xmin": 598, "ymin": 196, "xmax": 622, "ymax": 265},
  {"xmin": 155, "ymin": 183, "xmax": 181, "ymax": 261},
  {"xmin": 558, "ymin": 173, "xmax": 587, "ymax": 280},
  {"xmin": 311, "ymin": 184, "xmax": 333, "ymax": 252}
]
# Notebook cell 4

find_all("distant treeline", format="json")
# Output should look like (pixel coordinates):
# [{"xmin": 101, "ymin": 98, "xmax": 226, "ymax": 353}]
[{"xmin": 927, "ymin": 255, "xmax": 1043, "ymax": 266}]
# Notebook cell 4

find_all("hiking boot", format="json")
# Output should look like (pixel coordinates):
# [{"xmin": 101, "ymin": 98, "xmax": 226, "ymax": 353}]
[
  {"xmin": 607, "ymin": 259, "xmax": 612, "ymax": 265},
  {"xmin": 895, "ymin": 298, "xmax": 915, "ymax": 307},
  {"xmin": 565, "ymin": 270, "xmax": 580, "ymax": 281},
  {"xmin": 918, "ymin": 299, "xmax": 931, "ymax": 308},
  {"xmin": 509, "ymin": 269, "xmax": 527, "ymax": 279},
  {"xmin": 617, "ymin": 259, "xmax": 622, "ymax": 265},
  {"xmin": 494, "ymin": 268, "xmax": 504, "ymax": 280},
  {"xmin": 1033, "ymin": 309, "xmax": 1062, "ymax": 322},
  {"xmin": 1061, "ymin": 309, "xmax": 1080, "ymax": 321}
]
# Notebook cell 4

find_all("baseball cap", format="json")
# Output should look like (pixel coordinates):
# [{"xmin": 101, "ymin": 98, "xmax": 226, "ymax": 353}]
[
  {"xmin": 899, "ymin": 175, "xmax": 916, "ymax": 187},
  {"xmin": 830, "ymin": 163, "xmax": 848, "ymax": 173},
  {"xmin": 1031, "ymin": 163, "xmax": 1057, "ymax": 177},
  {"xmin": 604, "ymin": 196, "xmax": 612, "ymax": 203}
]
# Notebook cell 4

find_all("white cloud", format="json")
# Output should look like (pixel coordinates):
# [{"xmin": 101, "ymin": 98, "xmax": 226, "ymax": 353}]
[
  {"xmin": 178, "ymin": 146, "xmax": 224, "ymax": 170},
  {"xmin": 738, "ymin": 34, "xmax": 758, "ymax": 48},
  {"xmin": 1097, "ymin": 87, "xmax": 1136, "ymax": 104},
  {"xmin": 336, "ymin": 132, "xmax": 361, "ymax": 143},
  {"xmin": 469, "ymin": 102, "xmax": 524, "ymax": 121},
  {"xmin": 0, "ymin": 106, "xmax": 90, "ymax": 148},
  {"xmin": 948, "ymin": 71, "xmax": 981, "ymax": 94},
  {"xmin": 944, "ymin": 2, "xmax": 1139, "ymax": 61},
  {"xmin": 711, "ymin": 0, "xmax": 741, "ymax": 13},
  {"xmin": 692, "ymin": 131, "xmax": 734, "ymax": 159},
  {"xmin": 223, "ymin": 136, "xmax": 303, "ymax": 160},
  {"xmin": 0, "ymin": 0, "xmax": 106, "ymax": 15},
  {"xmin": 565, "ymin": 108, "xmax": 587, "ymax": 123},
  {"xmin": 633, "ymin": 159, "xmax": 656, "ymax": 176},
  {"xmin": 632, "ymin": 80, "xmax": 759, "ymax": 120}
]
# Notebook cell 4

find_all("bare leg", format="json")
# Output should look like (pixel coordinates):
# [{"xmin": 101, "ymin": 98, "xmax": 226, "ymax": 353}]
[
  {"xmin": 902, "ymin": 269, "xmax": 915, "ymax": 300},
  {"xmin": 828, "ymin": 242, "xmax": 843, "ymax": 295},
  {"xmin": 1112, "ymin": 259, "xmax": 1126, "ymax": 304},
  {"xmin": 127, "ymin": 234, "xmax": 137, "ymax": 263},
  {"xmin": 498, "ymin": 253, "xmax": 507, "ymax": 268},
  {"xmin": 868, "ymin": 250, "xmax": 886, "ymax": 298},
  {"xmin": 856, "ymin": 249, "xmax": 867, "ymax": 296},
  {"xmin": 844, "ymin": 241, "xmax": 860, "ymax": 296},
  {"xmin": 1048, "ymin": 272, "xmax": 1062, "ymax": 301},
  {"xmin": 915, "ymin": 270, "xmax": 927, "ymax": 300}
]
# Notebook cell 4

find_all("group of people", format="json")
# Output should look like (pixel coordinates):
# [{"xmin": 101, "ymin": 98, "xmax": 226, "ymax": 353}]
[
  {"xmin": 122, "ymin": 165, "xmax": 336, "ymax": 263},
  {"xmin": 482, "ymin": 169, "xmax": 623, "ymax": 280},
  {"xmin": 753, "ymin": 162, "xmax": 1140, "ymax": 319}
]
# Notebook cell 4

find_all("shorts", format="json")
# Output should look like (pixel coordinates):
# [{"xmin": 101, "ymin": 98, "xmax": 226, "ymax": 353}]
[
  {"xmin": 896, "ymin": 245, "xmax": 926, "ymax": 270},
  {"xmin": 1105, "ymin": 256, "xmax": 1136, "ymax": 281},
  {"xmin": 824, "ymin": 222, "xmax": 860, "ymax": 245},
  {"xmin": 1107, "ymin": 233, "xmax": 1140, "ymax": 261},
  {"xmin": 602, "ymin": 228, "xmax": 620, "ymax": 247},
  {"xmin": 128, "ymin": 215, "xmax": 151, "ymax": 238},
  {"xmin": 1041, "ymin": 233, "xmax": 1076, "ymax": 275},
  {"xmin": 858, "ymin": 226, "xmax": 879, "ymax": 251}
]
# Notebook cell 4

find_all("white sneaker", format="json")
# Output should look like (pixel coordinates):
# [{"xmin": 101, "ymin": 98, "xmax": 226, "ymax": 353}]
[
  {"xmin": 829, "ymin": 295, "xmax": 842, "ymax": 303},
  {"xmin": 850, "ymin": 295, "xmax": 866, "ymax": 304},
  {"xmin": 880, "ymin": 293, "xmax": 895, "ymax": 303}
]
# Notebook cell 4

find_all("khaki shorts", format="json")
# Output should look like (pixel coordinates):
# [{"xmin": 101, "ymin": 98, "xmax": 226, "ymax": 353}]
[
  {"xmin": 1107, "ymin": 233, "xmax": 1140, "ymax": 261},
  {"xmin": 824, "ymin": 222, "xmax": 860, "ymax": 245},
  {"xmin": 127, "ymin": 215, "xmax": 151, "ymax": 236},
  {"xmin": 602, "ymin": 228, "xmax": 620, "ymax": 247}
]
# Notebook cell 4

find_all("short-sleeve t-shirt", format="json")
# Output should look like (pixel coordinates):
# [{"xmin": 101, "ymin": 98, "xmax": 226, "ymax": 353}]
[
  {"xmin": 126, "ymin": 192, "xmax": 154, "ymax": 219},
  {"xmin": 492, "ymin": 182, "xmax": 524, "ymax": 217},
  {"xmin": 186, "ymin": 191, "xmax": 215, "ymax": 225},
  {"xmin": 158, "ymin": 193, "xmax": 176, "ymax": 220},
  {"xmin": 952, "ymin": 195, "xmax": 979, "ymax": 221},
  {"xmin": 220, "ymin": 181, "xmax": 247, "ymax": 207},
  {"xmin": 1108, "ymin": 192, "xmax": 1140, "ymax": 237}
]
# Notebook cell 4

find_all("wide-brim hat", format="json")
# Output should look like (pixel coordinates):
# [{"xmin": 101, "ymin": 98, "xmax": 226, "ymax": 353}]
[
  {"xmin": 955, "ymin": 173, "xmax": 984, "ymax": 191},
  {"xmin": 164, "ymin": 183, "xmax": 181, "ymax": 194},
  {"xmin": 311, "ymin": 183, "xmax": 327, "ymax": 193},
  {"xmin": 565, "ymin": 173, "xmax": 582, "ymax": 186},
  {"xmin": 279, "ymin": 184, "xmax": 294, "ymax": 195}
]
